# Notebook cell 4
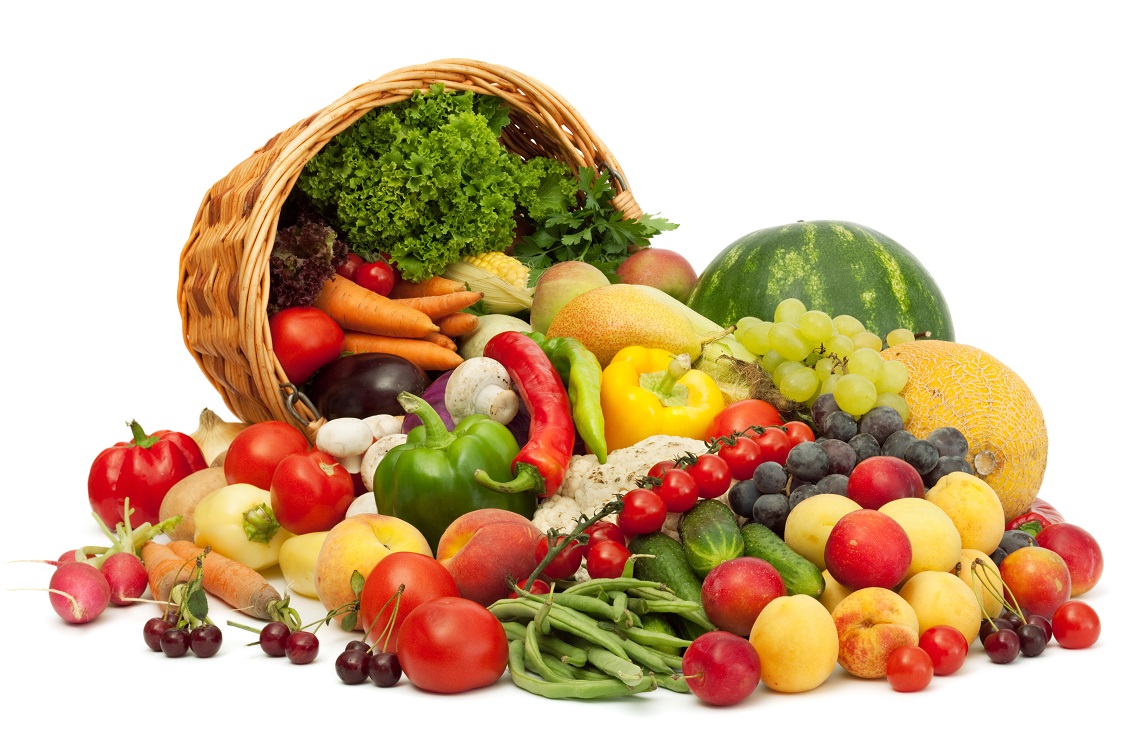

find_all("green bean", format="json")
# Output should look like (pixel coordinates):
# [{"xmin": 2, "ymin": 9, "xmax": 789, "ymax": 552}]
[
  {"xmin": 599, "ymin": 619, "xmax": 693, "ymax": 651},
  {"xmin": 504, "ymin": 622, "xmax": 588, "ymax": 667},
  {"xmin": 628, "ymin": 598, "xmax": 702, "ymax": 615},
  {"xmin": 611, "ymin": 591, "xmax": 628, "ymax": 624},
  {"xmin": 508, "ymin": 641, "xmax": 656, "ymax": 700},
  {"xmin": 584, "ymin": 645, "xmax": 646, "ymax": 686},
  {"xmin": 491, "ymin": 598, "xmax": 632, "ymax": 659},
  {"xmin": 564, "ymin": 577, "xmax": 673, "ymax": 598},
  {"xmin": 654, "ymin": 672, "xmax": 692, "ymax": 693},
  {"xmin": 523, "ymin": 620, "xmax": 575, "ymax": 683}
]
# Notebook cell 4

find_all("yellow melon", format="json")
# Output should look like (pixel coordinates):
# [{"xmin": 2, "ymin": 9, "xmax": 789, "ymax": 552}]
[{"xmin": 880, "ymin": 340, "xmax": 1047, "ymax": 521}]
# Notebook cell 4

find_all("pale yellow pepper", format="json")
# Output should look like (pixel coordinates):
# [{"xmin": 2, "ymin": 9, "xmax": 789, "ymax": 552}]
[
  {"xmin": 193, "ymin": 483, "xmax": 294, "ymax": 570},
  {"xmin": 600, "ymin": 346, "xmax": 726, "ymax": 453}
]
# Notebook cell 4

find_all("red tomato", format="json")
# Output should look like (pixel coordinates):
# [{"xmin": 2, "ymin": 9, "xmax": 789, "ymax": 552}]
[
  {"xmin": 335, "ymin": 252, "xmax": 366, "ymax": 281},
  {"xmin": 534, "ymin": 535, "xmax": 582, "ymax": 580},
  {"xmin": 783, "ymin": 421, "xmax": 815, "ymax": 448},
  {"xmin": 584, "ymin": 521, "xmax": 627, "ymax": 554},
  {"xmin": 358, "ymin": 552, "xmax": 458, "ymax": 653},
  {"xmin": 396, "ymin": 597, "xmax": 508, "ymax": 694},
  {"xmin": 508, "ymin": 578, "xmax": 550, "ymax": 599},
  {"xmin": 1051, "ymin": 601, "xmax": 1100, "ymax": 649},
  {"xmin": 656, "ymin": 468, "xmax": 699, "ymax": 513},
  {"xmin": 705, "ymin": 399, "xmax": 783, "ymax": 440},
  {"xmin": 585, "ymin": 541, "xmax": 631, "ymax": 579},
  {"xmin": 223, "ymin": 421, "xmax": 309, "ymax": 490},
  {"xmin": 270, "ymin": 449, "xmax": 354, "ymax": 534},
  {"xmin": 685, "ymin": 454, "xmax": 732, "ymax": 499},
  {"xmin": 354, "ymin": 261, "xmax": 397, "ymax": 296},
  {"xmin": 886, "ymin": 645, "xmax": 933, "ymax": 692},
  {"xmin": 268, "ymin": 307, "xmax": 344, "ymax": 385},
  {"xmin": 647, "ymin": 459, "xmax": 677, "ymax": 479},
  {"xmin": 753, "ymin": 426, "xmax": 792, "ymax": 465},
  {"xmin": 618, "ymin": 488, "xmax": 667, "ymax": 537},
  {"xmin": 715, "ymin": 435, "xmax": 764, "ymax": 481},
  {"xmin": 917, "ymin": 625, "xmax": 969, "ymax": 676}
]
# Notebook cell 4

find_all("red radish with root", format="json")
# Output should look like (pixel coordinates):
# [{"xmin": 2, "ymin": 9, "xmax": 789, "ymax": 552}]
[
  {"xmin": 100, "ymin": 552, "xmax": 148, "ymax": 606},
  {"xmin": 48, "ymin": 563, "xmax": 111, "ymax": 624}
]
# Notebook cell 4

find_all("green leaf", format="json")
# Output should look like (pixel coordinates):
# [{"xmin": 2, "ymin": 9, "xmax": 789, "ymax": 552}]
[
  {"xmin": 350, "ymin": 569, "xmax": 365, "ymax": 598},
  {"xmin": 187, "ymin": 588, "xmax": 209, "ymax": 620},
  {"xmin": 341, "ymin": 611, "xmax": 358, "ymax": 632}
]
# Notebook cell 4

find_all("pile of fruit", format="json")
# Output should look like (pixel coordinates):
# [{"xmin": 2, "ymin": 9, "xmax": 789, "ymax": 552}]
[{"xmin": 17, "ymin": 83, "xmax": 1106, "ymax": 708}]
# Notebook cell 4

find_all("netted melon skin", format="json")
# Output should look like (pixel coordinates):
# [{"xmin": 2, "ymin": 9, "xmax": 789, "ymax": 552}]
[{"xmin": 881, "ymin": 341, "xmax": 1047, "ymax": 521}]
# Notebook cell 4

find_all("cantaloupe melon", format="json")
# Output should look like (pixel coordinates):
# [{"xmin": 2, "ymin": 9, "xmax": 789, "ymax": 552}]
[{"xmin": 880, "ymin": 341, "xmax": 1046, "ymax": 521}]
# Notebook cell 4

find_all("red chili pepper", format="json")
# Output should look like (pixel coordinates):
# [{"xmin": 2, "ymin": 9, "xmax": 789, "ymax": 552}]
[
  {"xmin": 475, "ymin": 331, "xmax": 575, "ymax": 497},
  {"xmin": 87, "ymin": 420, "xmax": 208, "ymax": 528},
  {"xmin": 1005, "ymin": 511, "xmax": 1052, "ymax": 537},
  {"xmin": 1029, "ymin": 497, "xmax": 1065, "ymax": 524}
]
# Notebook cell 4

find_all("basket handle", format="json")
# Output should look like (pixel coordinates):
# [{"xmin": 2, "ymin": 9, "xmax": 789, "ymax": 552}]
[
  {"xmin": 598, "ymin": 162, "xmax": 629, "ymax": 193},
  {"xmin": 280, "ymin": 383, "xmax": 320, "ymax": 427}
]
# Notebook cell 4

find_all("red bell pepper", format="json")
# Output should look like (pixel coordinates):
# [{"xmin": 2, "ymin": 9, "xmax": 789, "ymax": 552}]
[
  {"xmin": 88, "ymin": 420, "xmax": 208, "ymax": 528},
  {"xmin": 1006, "ymin": 498, "xmax": 1065, "ymax": 537}
]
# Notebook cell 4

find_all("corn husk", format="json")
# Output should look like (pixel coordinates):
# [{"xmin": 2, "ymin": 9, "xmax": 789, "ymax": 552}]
[{"xmin": 442, "ymin": 261, "xmax": 534, "ymax": 314}]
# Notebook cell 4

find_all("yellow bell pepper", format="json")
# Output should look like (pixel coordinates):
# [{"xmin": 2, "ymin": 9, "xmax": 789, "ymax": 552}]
[{"xmin": 601, "ymin": 346, "xmax": 726, "ymax": 453}]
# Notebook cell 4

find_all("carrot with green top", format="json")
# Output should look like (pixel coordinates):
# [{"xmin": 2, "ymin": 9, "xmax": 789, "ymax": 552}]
[{"xmin": 167, "ymin": 540, "xmax": 281, "ymax": 621}]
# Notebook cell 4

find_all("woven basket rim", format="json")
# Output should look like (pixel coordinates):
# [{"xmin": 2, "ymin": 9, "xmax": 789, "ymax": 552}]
[{"xmin": 178, "ymin": 58, "xmax": 641, "ymax": 429}]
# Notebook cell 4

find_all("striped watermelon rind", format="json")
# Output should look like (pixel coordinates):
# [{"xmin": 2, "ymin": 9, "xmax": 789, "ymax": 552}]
[{"xmin": 687, "ymin": 220, "xmax": 955, "ymax": 341}]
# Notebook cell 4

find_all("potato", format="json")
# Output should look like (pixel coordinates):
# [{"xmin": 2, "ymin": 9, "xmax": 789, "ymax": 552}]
[{"xmin": 158, "ymin": 467, "xmax": 228, "ymax": 541}]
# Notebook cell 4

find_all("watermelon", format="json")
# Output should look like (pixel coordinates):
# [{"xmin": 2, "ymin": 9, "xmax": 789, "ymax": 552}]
[{"xmin": 687, "ymin": 220, "xmax": 955, "ymax": 340}]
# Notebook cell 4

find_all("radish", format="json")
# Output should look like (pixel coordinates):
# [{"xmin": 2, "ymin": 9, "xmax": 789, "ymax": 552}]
[
  {"xmin": 100, "ymin": 552, "xmax": 148, "ymax": 605},
  {"xmin": 48, "ymin": 563, "xmax": 111, "ymax": 624}
]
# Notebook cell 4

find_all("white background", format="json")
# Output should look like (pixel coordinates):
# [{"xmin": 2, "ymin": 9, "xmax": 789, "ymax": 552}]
[{"xmin": 1, "ymin": 1, "xmax": 1119, "ymax": 744}]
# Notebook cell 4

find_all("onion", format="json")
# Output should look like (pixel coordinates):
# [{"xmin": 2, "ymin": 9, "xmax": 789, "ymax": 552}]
[{"xmin": 189, "ymin": 408, "xmax": 249, "ymax": 465}]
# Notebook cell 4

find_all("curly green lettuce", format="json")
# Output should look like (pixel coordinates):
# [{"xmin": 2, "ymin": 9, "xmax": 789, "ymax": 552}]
[{"xmin": 298, "ymin": 84, "xmax": 571, "ymax": 282}]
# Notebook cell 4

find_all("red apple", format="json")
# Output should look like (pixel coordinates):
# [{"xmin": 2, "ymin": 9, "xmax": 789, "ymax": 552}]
[
  {"xmin": 847, "ymin": 456, "xmax": 925, "ymax": 510},
  {"xmin": 615, "ymin": 248, "xmax": 698, "ymax": 303},
  {"xmin": 701, "ymin": 557, "xmax": 787, "ymax": 636},
  {"xmin": 999, "ymin": 546, "xmax": 1071, "ymax": 619},
  {"xmin": 1034, "ymin": 523, "xmax": 1103, "ymax": 596},
  {"xmin": 824, "ymin": 509, "xmax": 912, "ymax": 590}
]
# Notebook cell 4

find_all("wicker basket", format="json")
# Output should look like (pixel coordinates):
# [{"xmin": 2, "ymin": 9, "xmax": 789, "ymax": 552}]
[{"xmin": 177, "ymin": 59, "xmax": 641, "ymax": 428}]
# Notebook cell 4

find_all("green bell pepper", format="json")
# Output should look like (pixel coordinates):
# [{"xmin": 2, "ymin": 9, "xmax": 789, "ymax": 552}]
[{"xmin": 374, "ymin": 391, "xmax": 537, "ymax": 549}]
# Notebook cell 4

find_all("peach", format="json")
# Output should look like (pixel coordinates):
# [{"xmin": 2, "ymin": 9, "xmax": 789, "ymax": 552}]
[
  {"xmin": 749, "ymin": 594, "xmax": 839, "ymax": 693},
  {"xmin": 818, "ymin": 570, "xmax": 854, "ymax": 615},
  {"xmin": 898, "ymin": 570, "xmax": 982, "ymax": 644},
  {"xmin": 823, "ymin": 509, "xmax": 912, "ymax": 590},
  {"xmin": 436, "ymin": 508, "xmax": 543, "ymax": 606},
  {"xmin": 615, "ymin": 248, "xmax": 698, "ymax": 303},
  {"xmin": 832, "ymin": 587, "xmax": 920, "ymax": 678},
  {"xmin": 784, "ymin": 493, "xmax": 863, "ymax": 570},
  {"xmin": 879, "ymin": 497, "xmax": 962, "ymax": 582},
  {"xmin": 314, "ymin": 514, "xmax": 432, "ymax": 628},
  {"xmin": 925, "ymin": 472, "xmax": 1006, "ymax": 554},
  {"xmin": 956, "ymin": 548, "xmax": 1004, "ymax": 619},
  {"xmin": 1000, "ymin": 546, "xmax": 1072, "ymax": 619}
]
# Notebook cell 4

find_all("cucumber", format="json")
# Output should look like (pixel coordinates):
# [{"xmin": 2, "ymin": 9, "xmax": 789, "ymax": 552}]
[
  {"xmin": 740, "ymin": 522, "xmax": 826, "ymax": 598},
  {"xmin": 628, "ymin": 532, "xmax": 713, "ymax": 640},
  {"xmin": 677, "ymin": 499, "xmax": 744, "ymax": 579}
]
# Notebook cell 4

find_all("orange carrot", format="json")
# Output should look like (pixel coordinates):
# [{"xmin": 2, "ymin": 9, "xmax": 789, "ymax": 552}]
[
  {"xmin": 396, "ymin": 290, "xmax": 484, "ymax": 320},
  {"xmin": 314, "ymin": 275, "xmax": 438, "ymax": 338},
  {"xmin": 141, "ymin": 541, "xmax": 196, "ymax": 608},
  {"xmin": 423, "ymin": 331, "xmax": 457, "ymax": 350},
  {"xmin": 167, "ymin": 540, "xmax": 281, "ymax": 621},
  {"xmin": 342, "ymin": 331, "xmax": 464, "ymax": 370},
  {"xmin": 390, "ymin": 275, "xmax": 466, "ymax": 299},
  {"xmin": 435, "ymin": 312, "xmax": 480, "ymax": 339}
]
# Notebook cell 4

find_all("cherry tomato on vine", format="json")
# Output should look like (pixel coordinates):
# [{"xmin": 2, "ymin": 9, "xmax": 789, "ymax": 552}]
[
  {"xmin": 647, "ymin": 459, "xmax": 676, "ymax": 479},
  {"xmin": 886, "ymin": 646, "xmax": 933, "ymax": 692},
  {"xmin": 753, "ymin": 426, "xmax": 792, "ymax": 465},
  {"xmin": 534, "ymin": 535, "xmax": 583, "ymax": 580},
  {"xmin": 705, "ymin": 399, "xmax": 784, "ymax": 440},
  {"xmin": 583, "ymin": 521, "xmax": 627, "ymax": 554},
  {"xmin": 714, "ymin": 435, "xmax": 764, "ymax": 481},
  {"xmin": 656, "ymin": 468, "xmax": 699, "ymax": 513},
  {"xmin": 1051, "ymin": 601, "xmax": 1100, "ymax": 649},
  {"xmin": 585, "ymin": 541, "xmax": 631, "ymax": 579},
  {"xmin": 508, "ymin": 578, "xmax": 550, "ymax": 599},
  {"xmin": 783, "ymin": 421, "xmax": 815, "ymax": 448},
  {"xmin": 685, "ymin": 453, "xmax": 732, "ymax": 499},
  {"xmin": 618, "ymin": 488, "xmax": 667, "ymax": 537},
  {"xmin": 917, "ymin": 625, "xmax": 968, "ymax": 676},
  {"xmin": 335, "ymin": 252, "xmax": 366, "ymax": 281},
  {"xmin": 354, "ymin": 261, "xmax": 397, "ymax": 296}
]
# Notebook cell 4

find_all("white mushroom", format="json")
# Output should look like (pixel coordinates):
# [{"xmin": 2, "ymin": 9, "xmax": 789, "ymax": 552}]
[
  {"xmin": 345, "ymin": 491, "xmax": 380, "ymax": 518},
  {"xmin": 362, "ymin": 413, "xmax": 403, "ymax": 439},
  {"xmin": 315, "ymin": 417, "xmax": 374, "ymax": 474},
  {"xmin": 360, "ymin": 433, "xmax": 409, "ymax": 491},
  {"xmin": 444, "ymin": 357, "xmax": 519, "ymax": 425}
]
